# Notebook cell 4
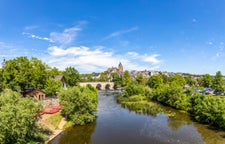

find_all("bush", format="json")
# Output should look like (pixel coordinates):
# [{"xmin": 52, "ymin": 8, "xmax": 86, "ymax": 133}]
[
  {"xmin": 0, "ymin": 89, "xmax": 44, "ymax": 144},
  {"xmin": 124, "ymin": 84, "xmax": 151, "ymax": 97},
  {"xmin": 191, "ymin": 95, "xmax": 225, "ymax": 128},
  {"xmin": 59, "ymin": 86, "xmax": 98, "ymax": 125}
]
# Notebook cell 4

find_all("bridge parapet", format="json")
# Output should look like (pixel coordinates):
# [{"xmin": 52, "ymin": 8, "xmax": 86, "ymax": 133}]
[{"xmin": 79, "ymin": 82, "xmax": 115, "ymax": 90}]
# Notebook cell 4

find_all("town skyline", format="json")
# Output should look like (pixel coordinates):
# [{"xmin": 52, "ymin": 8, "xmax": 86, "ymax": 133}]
[{"xmin": 1, "ymin": 0, "xmax": 225, "ymax": 74}]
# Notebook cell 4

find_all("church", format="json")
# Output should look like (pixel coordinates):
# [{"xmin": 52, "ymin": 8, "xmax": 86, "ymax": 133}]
[{"xmin": 107, "ymin": 62, "xmax": 124, "ymax": 75}]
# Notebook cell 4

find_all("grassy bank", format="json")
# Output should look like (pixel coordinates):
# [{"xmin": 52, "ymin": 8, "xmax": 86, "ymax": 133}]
[{"xmin": 119, "ymin": 84, "xmax": 225, "ymax": 130}]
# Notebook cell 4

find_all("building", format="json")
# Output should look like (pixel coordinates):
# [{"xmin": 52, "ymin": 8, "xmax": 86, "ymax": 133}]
[
  {"xmin": 118, "ymin": 62, "xmax": 123, "ymax": 74},
  {"xmin": 54, "ymin": 75, "xmax": 67, "ymax": 89},
  {"xmin": 107, "ymin": 62, "xmax": 124, "ymax": 76},
  {"xmin": 24, "ymin": 88, "xmax": 46, "ymax": 100}
]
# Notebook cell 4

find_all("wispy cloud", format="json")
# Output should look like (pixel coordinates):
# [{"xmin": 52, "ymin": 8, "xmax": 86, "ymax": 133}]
[
  {"xmin": 24, "ymin": 25, "xmax": 39, "ymax": 30},
  {"xmin": 44, "ymin": 45, "xmax": 161, "ymax": 73},
  {"xmin": 50, "ymin": 27, "xmax": 81, "ymax": 44},
  {"xmin": 22, "ymin": 32, "xmax": 54, "ymax": 42},
  {"xmin": 22, "ymin": 25, "xmax": 83, "ymax": 45},
  {"xmin": 103, "ymin": 26, "xmax": 139, "ymax": 40},
  {"xmin": 126, "ymin": 52, "xmax": 161, "ymax": 65}
]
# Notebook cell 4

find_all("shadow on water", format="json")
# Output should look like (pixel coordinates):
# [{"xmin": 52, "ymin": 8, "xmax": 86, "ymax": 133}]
[
  {"xmin": 49, "ymin": 90, "xmax": 225, "ymax": 144},
  {"xmin": 49, "ymin": 120, "xmax": 96, "ymax": 144}
]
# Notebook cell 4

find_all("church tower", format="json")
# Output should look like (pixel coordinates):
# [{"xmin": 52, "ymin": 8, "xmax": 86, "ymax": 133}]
[{"xmin": 118, "ymin": 62, "xmax": 123, "ymax": 74}]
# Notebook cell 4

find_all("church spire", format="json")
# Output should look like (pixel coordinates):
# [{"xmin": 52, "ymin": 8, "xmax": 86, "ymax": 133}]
[{"xmin": 118, "ymin": 62, "xmax": 123, "ymax": 74}]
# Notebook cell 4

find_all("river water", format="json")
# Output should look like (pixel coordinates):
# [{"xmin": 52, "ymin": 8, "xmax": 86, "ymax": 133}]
[{"xmin": 49, "ymin": 91, "xmax": 225, "ymax": 144}]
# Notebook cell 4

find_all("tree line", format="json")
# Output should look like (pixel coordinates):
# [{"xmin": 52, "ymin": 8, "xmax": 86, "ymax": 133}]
[
  {"xmin": 118, "ymin": 71, "xmax": 225, "ymax": 129},
  {"xmin": 0, "ymin": 56, "xmax": 81, "ymax": 95}
]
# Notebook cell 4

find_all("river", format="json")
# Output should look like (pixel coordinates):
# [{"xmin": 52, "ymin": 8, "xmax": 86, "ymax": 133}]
[{"xmin": 49, "ymin": 91, "xmax": 225, "ymax": 144}]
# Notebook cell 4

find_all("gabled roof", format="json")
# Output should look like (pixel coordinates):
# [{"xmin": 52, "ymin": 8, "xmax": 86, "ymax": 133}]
[{"xmin": 54, "ymin": 75, "xmax": 66, "ymax": 81}]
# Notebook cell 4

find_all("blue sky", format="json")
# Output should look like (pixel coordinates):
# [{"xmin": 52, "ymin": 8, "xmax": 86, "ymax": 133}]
[{"xmin": 0, "ymin": 0, "xmax": 225, "ymax": 74}]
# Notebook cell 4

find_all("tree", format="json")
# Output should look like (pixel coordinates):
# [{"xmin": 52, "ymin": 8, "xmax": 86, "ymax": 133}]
[
  {"xmin": 63, "ymin": 67, "xmax": 80, "ymax": 86},
  {"xmin": 135, "ymin": 74, "xmax": 146, "ymax": 85},
  {"xmin": 184, "ymin": 75, "xmax": 196, "ymax": 87},
  {"xmin": 111, "ymin": 72, "xmax": 122, "ymax": 89},
  {"xmin": 212, "ymin": 71, "xmax": 225, "ymax": 93},
  {"xmin": 44, "ymin": 79, "xmax": 62, "ymax": 96},
  {"xmin": 122, "ymin": 70, "xmax": 132, "ymax": 87},
  {"xmin": 59, "ymin": 86, "xmax": 98, "ymax": 125},
  {"xmin": 98, "ymin": 71, "xmax": 109, "ymax": 82},
  {"xmin": 1, "ymin": 56, "xmax": 49, "ymax": 91},
  {"xmin": 169, "ymin": 75, "xmax": 186, "ymax": 87},
  {"xmin": 200, "ymin": 74, "xmax": 213, "ymax": 88},
  {"xmin": 0, "ymin": 89, "xmax": 44, "ymax": 143},
  {"xmin": 147, "ymin": 75, "xmax": 163, "ymax": 89},
  {"xmin": 30, "ymin": 57, "xmax": 48, "ymax": 89}
]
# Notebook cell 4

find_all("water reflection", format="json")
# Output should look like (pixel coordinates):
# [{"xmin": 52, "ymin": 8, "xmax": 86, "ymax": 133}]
[
  {"xmin": 49, "ymin": 91, "xmax": 225, "ymax": 144},
  {"xmin": 50, "ymin": 120, "xmax": 96, "ymax": 144}
]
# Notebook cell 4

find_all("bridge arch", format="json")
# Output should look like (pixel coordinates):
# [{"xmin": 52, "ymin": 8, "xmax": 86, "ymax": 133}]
[{"xmin": 80, "ymin": 82, "xmax": 115, "ymax": 90}]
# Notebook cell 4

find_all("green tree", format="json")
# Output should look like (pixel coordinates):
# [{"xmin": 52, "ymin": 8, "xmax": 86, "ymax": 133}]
[
  {"xmin": 147, "ymin": 75, "xmax": 163, "ymax": 89},
  {"xmin": 0, "ymin": 89, "xmax": 44, "ymax": 143},
  {"xmin": 59, "ymin": 86, "xmax": 98, "ymax": 125},
  {"xmin": 200, "ymin": 74, "xmax": 213, "ymax": 88},
  {"xmin": 44, "ymin": 79, "xmax": 63, "ymax": 96},
  {"xmin": 111, "ymin": 72, "xmax": 122, "ymax": 89},
  {"xmin": 2, "ymin": 56, "xmax": 49, "ymax": 91},
  {"xmin": 30, "ymin": 57, "xmax": 48, "ymax": 89},
  {"xmin": 122, "ymin": 70, "xmax": 132, "ymax": 86},
  {"xmin": 135, "ymin": 74, "xmax": 146, "ymax": 85},
  {"xmin": 63, "ymin": 67, "xmax": 80, "ymax": 86},
  {"xmin": 184, "ymin": 75, "xmax": 196, "ymax": 87},
  {"xmin": 98, "ymin": 71, "xmax": 109, "ymax": 82},
  {"xmin": 169, "ymin": 75, "xmax": 186, "ymax": 87},
  {"xmin": 212, "ymin": 71, "xmax": 225, "ymax": 93}
]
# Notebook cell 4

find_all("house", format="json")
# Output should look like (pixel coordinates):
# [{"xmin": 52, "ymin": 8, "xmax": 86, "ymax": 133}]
[
  {"xmin": 24, "ymin": 88, "xmax": 46, "ymax": 100},
  {"xmin": 54, "ymin": 75, "xmax": 67, "ymax": 89}
]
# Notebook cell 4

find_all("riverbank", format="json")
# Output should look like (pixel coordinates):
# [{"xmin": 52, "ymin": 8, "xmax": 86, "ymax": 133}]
[
  {"xmin": 121, "ymin": 84, "xmax": 225, "ymax": 130},
  {"xmin": 37, "ymin": 113, "xmax": 67, "ymax": 143}
]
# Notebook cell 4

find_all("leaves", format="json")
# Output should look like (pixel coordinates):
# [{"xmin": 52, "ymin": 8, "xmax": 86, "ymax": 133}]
[
  {"xmin": 59, "ymin": 86, "xmax": 98, "ymax": 125},
  {"xmin": 0, "ymin": 89, "xmax": 44, "ymax": 144}
]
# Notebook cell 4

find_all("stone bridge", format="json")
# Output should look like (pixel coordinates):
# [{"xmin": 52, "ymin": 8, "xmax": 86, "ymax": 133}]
[{"xmin": 79, "ymin": 82, "xmax": 115, "ymax": 90}]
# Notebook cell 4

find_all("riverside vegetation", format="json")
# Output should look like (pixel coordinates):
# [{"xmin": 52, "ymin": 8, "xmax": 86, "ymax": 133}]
[{"xmin": 118, "ymin": 72, "xmax": 225, "ymax": 130}]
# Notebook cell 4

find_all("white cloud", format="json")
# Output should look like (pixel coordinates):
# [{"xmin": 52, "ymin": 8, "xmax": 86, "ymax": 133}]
[
  {"xmin": 44, "ymin": 45, "xmax": 162, "ymax": 73},
  {"xmin": 142, "ymin": 54, "xmax": 161, "ymax": 64},
  {"xmin": 22, "ymin": 25, "xmax": 82, "ymax": 45},
  {"xmin": 104, "ymin": 26, "xmax": 139, "ymax": 40},
  {"xmin": 50, "ymin": 27, "xmax": 81, "ymax": 44},
  {"xmin": 22, "ymin": 32, "xmax": 54, "ymax": 42},
  {"xmin": 24, "ymin": 25, "xmax": 38, "ymax": 30}
]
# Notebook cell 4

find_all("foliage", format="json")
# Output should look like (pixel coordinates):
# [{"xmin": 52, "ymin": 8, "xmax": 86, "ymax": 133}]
[
  {"xmin": 212, "ymin": 71, "xmax": 225, "ymax": 93},
  {"xmin": 44, "ymin": 79, "xmax": 62, "ymax": 96},
  {"xmin": 147, "ymin": 75, "xmax": 163, "ymax": 89},
  {"xmin": 124, "ymin": 84, "xmax": 151, "ymax": 98},
  {"xmin": 59, "ymin": 86, "xmax": 98, "ymax": 125},
  {"xmin": 184, "ymin": 75, "xmax": 196, "ymax": 87},
  {"xmin": 63, "ymin": 67, "xmax": 80, "ymax": 87},
  {"xmin": 117, "ymin": 95, "xmax": 163, "ymax": 116},
  {"xmin": 191, "ymin": 95, "xmax": 225, "ymax": 128},
  {"xmin": 111, "ymin": 72, "xmax": 122, "ymax": 89},
  {"xmin": 200, "ymin": 74, "xmax": 213, "ymax": 88},
  {"xmin": 135, "ymin": 74, "xmax": 146, "ymax": 85},
  {"xmin": 0, "ymin": 89, "xmax": 44, "ymax": 143},
  {"xmin": 1, "ymin": 56, "xmax": 62, "ymax": 94},
  {"xmin": 122, "ymin": 70, "xmax": 132, "ymax": 87},
  {"xmin": 169, "ymin": 74, "xmax": 186, "ymax": 87},
  {"xmin": 98, "ymin": 71, "xmax": 109, "ymax": 82}
]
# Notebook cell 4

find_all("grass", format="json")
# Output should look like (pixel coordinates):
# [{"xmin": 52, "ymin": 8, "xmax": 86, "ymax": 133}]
[
  {"xmin": 45, "ymin": 113, "xmax": 63, "ymax": 129},
  {"xmin": 63, "ymin": 121, "xmax": 74, "ymax": 129}
]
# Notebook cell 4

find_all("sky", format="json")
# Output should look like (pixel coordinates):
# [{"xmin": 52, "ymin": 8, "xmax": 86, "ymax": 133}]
[{"xmin": 0, "ymin": 0, "xmax": 225, "ymax": 74}]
